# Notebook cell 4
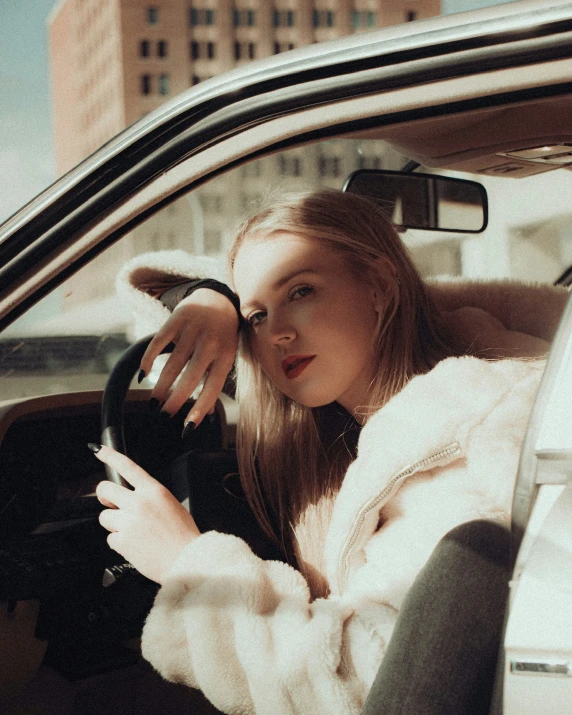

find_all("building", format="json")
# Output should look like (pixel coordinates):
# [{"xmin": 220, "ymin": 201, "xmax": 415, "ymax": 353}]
[
  {"xmin": 47, "ymin": 0, "xmax": 440, "ymax": 324},
  {"xmin": 49, "ymin": 0, "xmax": 439, "ymax": 174}
]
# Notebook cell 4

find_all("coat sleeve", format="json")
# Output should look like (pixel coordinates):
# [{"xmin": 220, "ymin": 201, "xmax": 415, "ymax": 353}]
[
  {"xmin": 141, "ymin": 531, "xmax": 395, "ymax": 715},
  {"xmin": 115, "ymin": 250, "xmax": 230, "ymax": 339}
]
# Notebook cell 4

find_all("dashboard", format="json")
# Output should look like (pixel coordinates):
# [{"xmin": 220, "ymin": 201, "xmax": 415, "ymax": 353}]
[
  {"xmin": 0, "ymin": 391, "xmax": 191, "ymax": 542},
  {"xmin": 0, "ymin": 389, "xmax": 262, "ymax": 682},
  {"xmin": 0, "ymin": 389, "xmax": 281, "ymax": 683}
]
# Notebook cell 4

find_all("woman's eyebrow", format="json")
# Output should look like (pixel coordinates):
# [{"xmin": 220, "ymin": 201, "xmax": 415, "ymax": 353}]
[
  {"xmin": 240, "ymin": 268, "xmax": 318, "ymax": 312},
  {"xmin": 273, "ymin": 267, "xmax": 318, "ymax": 290}
]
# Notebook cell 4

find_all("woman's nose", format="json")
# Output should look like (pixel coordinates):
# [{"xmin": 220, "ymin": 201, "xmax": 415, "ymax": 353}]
[{"xmin": 268, "ymin": 314, "xmax": 296, "ymax": 344}]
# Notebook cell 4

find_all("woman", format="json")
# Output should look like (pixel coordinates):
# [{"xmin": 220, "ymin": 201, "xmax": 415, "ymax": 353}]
[{"xmin": 93, "ymin": 189, "xmax": 565, "ymax": 715}]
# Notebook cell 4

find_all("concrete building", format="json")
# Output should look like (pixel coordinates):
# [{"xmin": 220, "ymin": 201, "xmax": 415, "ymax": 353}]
[
  {"xmin": 42, "ymin": 0, "xmax": 572, "ymax": 344},
  {"xmin": 49, "ymin": 0, "xmax": 439, "ymax": 174},
  {"xmin": 47, "ymin": 0, "xmax": 440, "ymax": 324}
]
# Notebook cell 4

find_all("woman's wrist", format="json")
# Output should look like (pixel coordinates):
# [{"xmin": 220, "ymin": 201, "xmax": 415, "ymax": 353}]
[{"xmin": 160, "ymin": 279, "xmax": 243, "ymax": 328}]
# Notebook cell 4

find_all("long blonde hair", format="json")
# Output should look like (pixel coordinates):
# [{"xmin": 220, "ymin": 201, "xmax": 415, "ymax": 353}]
[{"xmin": 228, "ymin": 189, "xmax": 459, "ymax": 560}]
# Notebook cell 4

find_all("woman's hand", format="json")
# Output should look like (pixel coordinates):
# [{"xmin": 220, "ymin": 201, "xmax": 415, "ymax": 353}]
[
  {"xmin": 141, "ymin": 288, "xmax": 239, "ymax": 428},
  {"xmin": 93, "ymin": 445, "xmax": 201, "ymax": 584}
]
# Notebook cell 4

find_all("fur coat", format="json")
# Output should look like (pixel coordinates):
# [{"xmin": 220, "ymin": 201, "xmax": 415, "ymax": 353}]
[{"xmin": 117, "ymin": 251, "xmax": 568, "ymax": 715}]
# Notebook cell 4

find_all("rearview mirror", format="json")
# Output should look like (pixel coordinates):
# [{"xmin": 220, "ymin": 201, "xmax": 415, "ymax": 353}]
[{"xmin": 343, "ymin": 170, "xmax": 488, "ymax": 233}]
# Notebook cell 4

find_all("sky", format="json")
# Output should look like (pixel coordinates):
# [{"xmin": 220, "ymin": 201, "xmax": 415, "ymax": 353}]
[{"xmin": 0, "ymin": 0, "xmax": 518, "ymax": 226}]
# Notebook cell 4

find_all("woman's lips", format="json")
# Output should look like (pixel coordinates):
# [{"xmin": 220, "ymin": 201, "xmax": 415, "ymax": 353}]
[{"xmin": 282, "ymin": 355, "xmax": 316, "ymax": 379}]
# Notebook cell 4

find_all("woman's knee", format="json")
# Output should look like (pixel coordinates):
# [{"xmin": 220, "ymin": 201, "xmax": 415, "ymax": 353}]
[{"xmin": 440, "ymin": 519, "xmax": 511, "ymax": 570}]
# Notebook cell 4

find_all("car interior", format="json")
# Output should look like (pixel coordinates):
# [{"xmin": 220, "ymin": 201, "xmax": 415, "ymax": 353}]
[{"xmin": 1, "ymin": 2, "xmax": 572, "ymax": 713}]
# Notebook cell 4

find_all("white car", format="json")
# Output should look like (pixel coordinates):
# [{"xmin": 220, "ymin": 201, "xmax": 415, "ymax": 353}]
[{"xmin": 1, "ymin": 1, "xmax": 572, "ymax": 712}]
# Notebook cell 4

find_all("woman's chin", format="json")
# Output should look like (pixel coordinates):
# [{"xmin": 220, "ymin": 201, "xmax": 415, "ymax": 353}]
[{"xmin": 281, "ymin": 387, "xmax": 336, "ymax": 409}]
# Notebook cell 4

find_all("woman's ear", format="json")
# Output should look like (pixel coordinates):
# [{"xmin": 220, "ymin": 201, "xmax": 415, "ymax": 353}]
[{"xmin": 370, "ymin": 257, "xmax": 399, "ymax": 313}]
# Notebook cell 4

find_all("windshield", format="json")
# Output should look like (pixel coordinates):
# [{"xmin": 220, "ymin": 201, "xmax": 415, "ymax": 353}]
[{"xmin": 2, "ymin": 138, "xmax": 572, "ymax": 401}]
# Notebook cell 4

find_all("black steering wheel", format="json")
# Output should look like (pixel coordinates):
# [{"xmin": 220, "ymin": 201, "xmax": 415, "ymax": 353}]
[
  {"xmin": 100, "ymin": 334, "xmax": 174, "ymax": 487},
  {"xmin": 99, "ymin": 335, "xmax": 283, "ymax": 567}
]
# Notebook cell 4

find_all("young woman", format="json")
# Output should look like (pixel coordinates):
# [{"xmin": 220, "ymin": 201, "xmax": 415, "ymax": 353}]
[{"xmin": 93, "ymin": 189, "xmax": 566, "ymax": 715}]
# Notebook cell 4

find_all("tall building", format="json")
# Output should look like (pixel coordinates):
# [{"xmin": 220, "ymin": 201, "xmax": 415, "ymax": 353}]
[
  {"xmin": 47, "ymin": 0, "xmax": 440, "ymax": 324},
  {"xmin": 49, "ymin": 0, "xmax": 439, "ymax": 174}
]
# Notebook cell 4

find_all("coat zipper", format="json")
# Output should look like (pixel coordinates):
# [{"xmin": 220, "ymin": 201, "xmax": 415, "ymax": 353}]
[{"xmin": 337, "ymin": 441, "xmax": 462, "ymax": 594}]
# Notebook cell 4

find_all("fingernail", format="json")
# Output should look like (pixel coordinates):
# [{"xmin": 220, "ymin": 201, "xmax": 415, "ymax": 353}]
[
  {"xmin": 137, "ymin": 369, "xmax": 146, "ymax": 384},
  {"xmin": 149, "ymin": 397, "xmax": 161, "ymax": 413},
  {"xmin": 181, "ymin": 421, "xmax": 196, "ymax": 440},
  {"xmin": 159, "ymin": 410, "xmax": 173, "ymax": 425},
  {"xmin": 87, "ymin": 442, "xmax": 102, "ymax": 453}
]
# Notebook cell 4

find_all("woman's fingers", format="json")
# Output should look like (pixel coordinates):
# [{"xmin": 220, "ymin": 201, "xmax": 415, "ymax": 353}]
[
  {"xmin": 139, "ymin": 324, "xmax": 178, "ymax": 378},
  {"xmin": 99, "ymin": 508, "xmax": 121, "ymax": 532},
  {"xmin": 160, "ymin": 342, "xmax": 216, "ymax": 416},
  {"xmin": 96, "ymin": 479, "xmax": 132, "ymax": 509},
  {"xmin": 150, "ymin": 334, "xmax": 199, "ymax": 404},
  {"xmin": 185, "ymin": 358, "xmax": 235, "ymax": 427},
  {"xmin": 91, "ymin": 445, "xmax": 156, "ymax": 490},
  {"xmin": 139, "ymin": 290, "xmax": 240, "ymax": 421}
]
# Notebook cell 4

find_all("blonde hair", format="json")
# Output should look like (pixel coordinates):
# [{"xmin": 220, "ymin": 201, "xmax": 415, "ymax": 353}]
[{"xmin": 228, "ymin": 189, "xmax": 459, "ymax": 560}]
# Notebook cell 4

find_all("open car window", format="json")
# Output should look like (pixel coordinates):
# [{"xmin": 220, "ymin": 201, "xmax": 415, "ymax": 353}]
[{"xmin": 3, "ymin": 136, "xmax": 572, "ymax": 401}]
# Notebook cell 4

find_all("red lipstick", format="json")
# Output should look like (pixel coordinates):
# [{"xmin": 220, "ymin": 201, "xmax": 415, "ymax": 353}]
[{"xmin": 282, "ymin": 355, "xmax": 315, "ymax": 379}]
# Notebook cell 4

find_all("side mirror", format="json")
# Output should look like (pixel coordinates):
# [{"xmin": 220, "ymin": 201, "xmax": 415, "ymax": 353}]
[{"xmin": 343, "ymin": 169, "xmax": 488, "ymax": 233}]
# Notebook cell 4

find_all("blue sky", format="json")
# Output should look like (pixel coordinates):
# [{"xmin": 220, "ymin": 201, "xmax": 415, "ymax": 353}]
[
  {"xmin": 0, "ymin": 0, "xmax": 517, "ymax": 224},
  {"xmin": 0, "ymin": 0, "xmax": 58, "ymax": 223}
]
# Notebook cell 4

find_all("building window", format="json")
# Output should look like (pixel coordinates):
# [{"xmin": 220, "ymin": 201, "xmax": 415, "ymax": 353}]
[
  {"xmin": 158, "ymin": 73, "xmax": 170, "ymax": 95},
  {"xmin": 278, "ymin": 155, "xmax": 302, "ymax": 176},
  {"xmin": 157, "ymin": 40, "xmax": 168, "ymax": 57},
  {"xmin": 318, "ymin": 156, "xmax": 341, "ymax": 177},
  {"xmin": 146, "ymin": 7, "xmax": 159, "ymax": 24},
  {"xmin": 358, "ymin": 154, "xmax": 384, "ymax": 170},
  {"xmin": 241, "ymin": 162, "xmax": 262, "ymax": 177},
  {"xmin": 273, "ymin": 9, "xmax": 295, "ymax": 27},
  {"xmin": 274, "ymin": 41, "xmax": 295, "ymax": 54},
  {"xmin": 233, "ymin": 8, "xmax": 256, "ymax": 26},
  {"xmin": 313, "ymin": 9, "xmax": 335, "ymax": 27},
  {"xmin": 351, "ymin": 11, "xmax": 377, "ymax": 29},
  {"xmin": 191, "ymin": 74, "xmax": 212, "ymax": 85},
  {"xmin": 406, "ymin": 10, "xmax": 417, "ymax": 21},
  {"xmin": 139, "ymin": 39, "xmax": 150, "ymax": 57},
  {"xmin": 200, "ymin": 194, "xmax": 224, "ymax": 212},
  {"xmin": 191, "ymin": 41, "xmax": 216, "ymax": 60},
  {"xmin": 141, "ymin": 74, "xmax": 152, "ymax": 95},
  {"xmin": 234, "ymin": 41, "xmax": 256, "ymax": 60},
  {"xmin": 190, "ymin": 7, "xmax": 216, "ymax": 25}
]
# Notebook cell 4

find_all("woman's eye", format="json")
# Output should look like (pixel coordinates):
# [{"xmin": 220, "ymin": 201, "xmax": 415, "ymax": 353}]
[
  {"xmin": 289, "ymin": 285, "xmax": 313, "ymax": 301},
  {"xmin": 247, "ymin": 311, "xmax": 266, "ymax": 326}
]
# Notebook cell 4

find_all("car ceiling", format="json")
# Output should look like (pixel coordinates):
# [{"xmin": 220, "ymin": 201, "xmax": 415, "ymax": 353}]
[{"xmin": 354, "ymin": 92, "xmax": 572, "ymax": 178}]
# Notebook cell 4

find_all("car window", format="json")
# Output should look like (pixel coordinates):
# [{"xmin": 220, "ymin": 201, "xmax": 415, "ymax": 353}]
[{"xmin": 3, "ymin": 138, "xmax": 572, "ymax": 400}]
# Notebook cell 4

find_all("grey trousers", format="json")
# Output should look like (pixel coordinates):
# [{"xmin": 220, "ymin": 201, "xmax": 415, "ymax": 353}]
[{"xmin": 360, "ymin": 520, "xmax": 510, "ymax": 715}]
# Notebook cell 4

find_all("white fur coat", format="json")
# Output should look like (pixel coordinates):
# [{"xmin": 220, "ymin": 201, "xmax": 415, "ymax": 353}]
[{"xmin": 116, "ymin": 252, "xmax": 568, "ymax": 715}]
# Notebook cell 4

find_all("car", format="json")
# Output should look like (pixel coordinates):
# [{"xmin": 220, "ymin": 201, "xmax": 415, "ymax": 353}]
[{"xmin": 1, "ymin": 1, "xmax": 572, "ymax": 712}]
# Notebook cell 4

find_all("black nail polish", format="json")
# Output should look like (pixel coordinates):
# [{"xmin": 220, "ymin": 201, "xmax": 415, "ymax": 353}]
[
  {"xmin": 158, "ymin": 410, "xmax": 172, "ymax": 425},
  {"xmin": 87, "ymin": 442, "xmax": 102, "ymax": 453},
  {"xmin": 149, "ymin": 397, "xmax": 161, "ymax": 413},
  {"xmin": 181, "ymin": 421, "xmax": 196, "ymax": 440},
  {"xmin": 137, "ymin": 369, "xmax": 146, "ymax": 384}
]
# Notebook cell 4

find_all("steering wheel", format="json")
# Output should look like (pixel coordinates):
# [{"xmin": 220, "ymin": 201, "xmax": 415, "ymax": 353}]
[
  {"xmin": 100, "ymin": 334, "xmax": 174, "ymax": 487},
  {"xmin": 99, "ymin": 335, "xmax": 283, "ymax": 570}
]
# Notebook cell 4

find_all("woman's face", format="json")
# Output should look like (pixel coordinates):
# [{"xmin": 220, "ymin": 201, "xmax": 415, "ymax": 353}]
[{"xmin": 233, "ymin": 232, "xmax": 383, "ymax": 417}]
